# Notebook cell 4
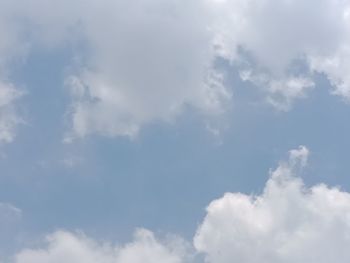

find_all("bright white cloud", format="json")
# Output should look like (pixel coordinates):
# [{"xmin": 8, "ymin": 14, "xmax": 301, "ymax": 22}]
[
  {"xmin": 15, "ymin": 229, "xmax": 188, "ymax": 263},
  {"xmin": 194, "ymin": 146, "xmax": 350, "ymax": 263}
]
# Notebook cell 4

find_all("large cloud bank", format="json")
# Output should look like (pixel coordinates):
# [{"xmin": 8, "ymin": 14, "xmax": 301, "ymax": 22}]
[
  {"xmin": 10, "ymin": 146, "xmax": 350, "ymax": 262},
  {"xmin": 0, "ymin": 0, "xmax": 349, "ymax": 140}
]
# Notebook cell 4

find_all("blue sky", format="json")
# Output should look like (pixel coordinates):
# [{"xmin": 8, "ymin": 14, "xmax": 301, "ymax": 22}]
[{"xmin": 1, "ymin": 0, "xmax": 350, "ymax": 262}]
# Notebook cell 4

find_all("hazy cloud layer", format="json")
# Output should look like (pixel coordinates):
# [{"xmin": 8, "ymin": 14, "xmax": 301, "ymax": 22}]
[
  {"xmin": 0, "ymin": 82, "xmax": 22, "ymax": 143},
  {"xmin": 0, "ymin": 202, "xmax": 22, "ymax": 223},
  {"xmin": 0, "ymin": 1, "xmax": 24, "ymax": 143},
  {"xmin": 0, "ymin": 0, "xmax": 349, "ymax": 139}
]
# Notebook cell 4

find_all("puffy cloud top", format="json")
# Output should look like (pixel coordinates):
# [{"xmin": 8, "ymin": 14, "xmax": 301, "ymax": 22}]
[
  {"xmin": 10, "ymin": 146, "xmax": 350, "ymax": 263},
  {"xmin": 15, "ymin": 229, "xmax": 188, "ymax": 263},
  {"xmin": 195, "ymin": 146, "xmax": 350, "ymax": 262}
]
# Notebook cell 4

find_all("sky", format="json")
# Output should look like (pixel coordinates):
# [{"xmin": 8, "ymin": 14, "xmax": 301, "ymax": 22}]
[{"xmin": 1, "ymin": 0, "xmax": 350, "ymax": 262}]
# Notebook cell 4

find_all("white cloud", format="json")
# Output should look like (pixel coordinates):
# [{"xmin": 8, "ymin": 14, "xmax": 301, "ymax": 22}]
[
  {"xmin": 15, "ymin": 229, "xmax": 188, "ymax": 263},
  {"xmin": 62, "ymin": 0, "xmax": 231, "ymax": 140},
  {"xmin": 1, "ymin": 0, "xmax": 350, "ymax": 138},
  {"xmin": 309, "ymin": 45, "xmax": 350, "ymax": 100},
  {"xmin": 0, "ymin": 0, "xmax": 232, "ymax": 140},
  {"xmin": 194, "ymin": 146, "xmax": 350, "ymax": 263},
  {"xmin": 208, "ymin": 0, "xmax": 350, "ymax": 108},
  {"xmin": 9, "ymin": 146, "xmax": 350, "ymax": 262},
  {"xmin": 48, "ymin": 0, "xmax": 350, "ymax": 137},
  {"xmin": 240, "ymin": 70, "xmax": 315, "ymax": 110}
]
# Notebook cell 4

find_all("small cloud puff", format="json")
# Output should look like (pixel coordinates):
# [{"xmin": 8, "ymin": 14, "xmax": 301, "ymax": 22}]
[
  {"xmin": 14, "ymin": 229, "xmax": 189, "ymax": 263},
  {"xmin": 0, "ymin": 81, "xmax": 22, "ymax": 144}
]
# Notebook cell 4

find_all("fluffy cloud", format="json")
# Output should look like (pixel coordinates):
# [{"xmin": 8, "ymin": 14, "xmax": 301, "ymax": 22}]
[
  {"xmin": 209, "ymin": 0, "xmax": 350, "ymax": 108},
  {"xmin": 1, "ymin": 0, "xmax": 350, "ymax": 138},
  {"xmin": 309, "ymin": 44, "xmax": 350, "ymax": 99},
  {"xmin": 63, "ymin": 0, "xmax": 230, "ymax": 139},
  {"xmin": 239, "ymin": 71, "xmax": 315, "ymax": 111},
  {"xmin": 36, "ymin": 0, "xmax": 350, "ymax": 137},
  {"xmin": 8, "ymin": 146, "xmax": 350, "ymax": 262},
  {"xmin": 194, "ymin": 146, "xmax": 350, "ymax": 263},
  {"xmin": 10, "ymin": 146, "xmax": 350, "ymax": 263},
  {"xmin": 63, "ymin": 0, "xmax": 350, "ymax": 137},
  {"xmin": 1, "ymin": 0, "xmax": 232, "ymax": 140},
  {"xmin": 15, "ymin": 229, "xmax": 188, "ymax": 263}
]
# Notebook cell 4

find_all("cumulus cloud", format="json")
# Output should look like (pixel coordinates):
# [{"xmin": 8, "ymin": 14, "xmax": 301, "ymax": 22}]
[
  {"xmin": 14, "ymin": 229, "xmax": 189, "ymax": 263},
  {"xmin": 1, "ymin": 0, "xmax": 350, "ymax": 138},
  {"xmin": 194, "ymin": 146, "xmax": 350, "ymax": 263},
  {"xmin": 209, "ymin": 0, "xmax": 350, "ymax": 108},
  {"xmin": 309, "ymin": 45, "xmax": 350, "ymax": 100},
  {"xmin": 11, "ymin": 146, "xmax": 350, "ymax": 262},
  {"xmin": 1, "ymin": 0, "xmax": 232, "ymax": 140},
  {"xmin": 43, "ymin": 0, "xmax": 350, "ymax": 137},
  {"xmin": 62, "ymin": 0, "xmax": 230, "ymax": 139}
]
